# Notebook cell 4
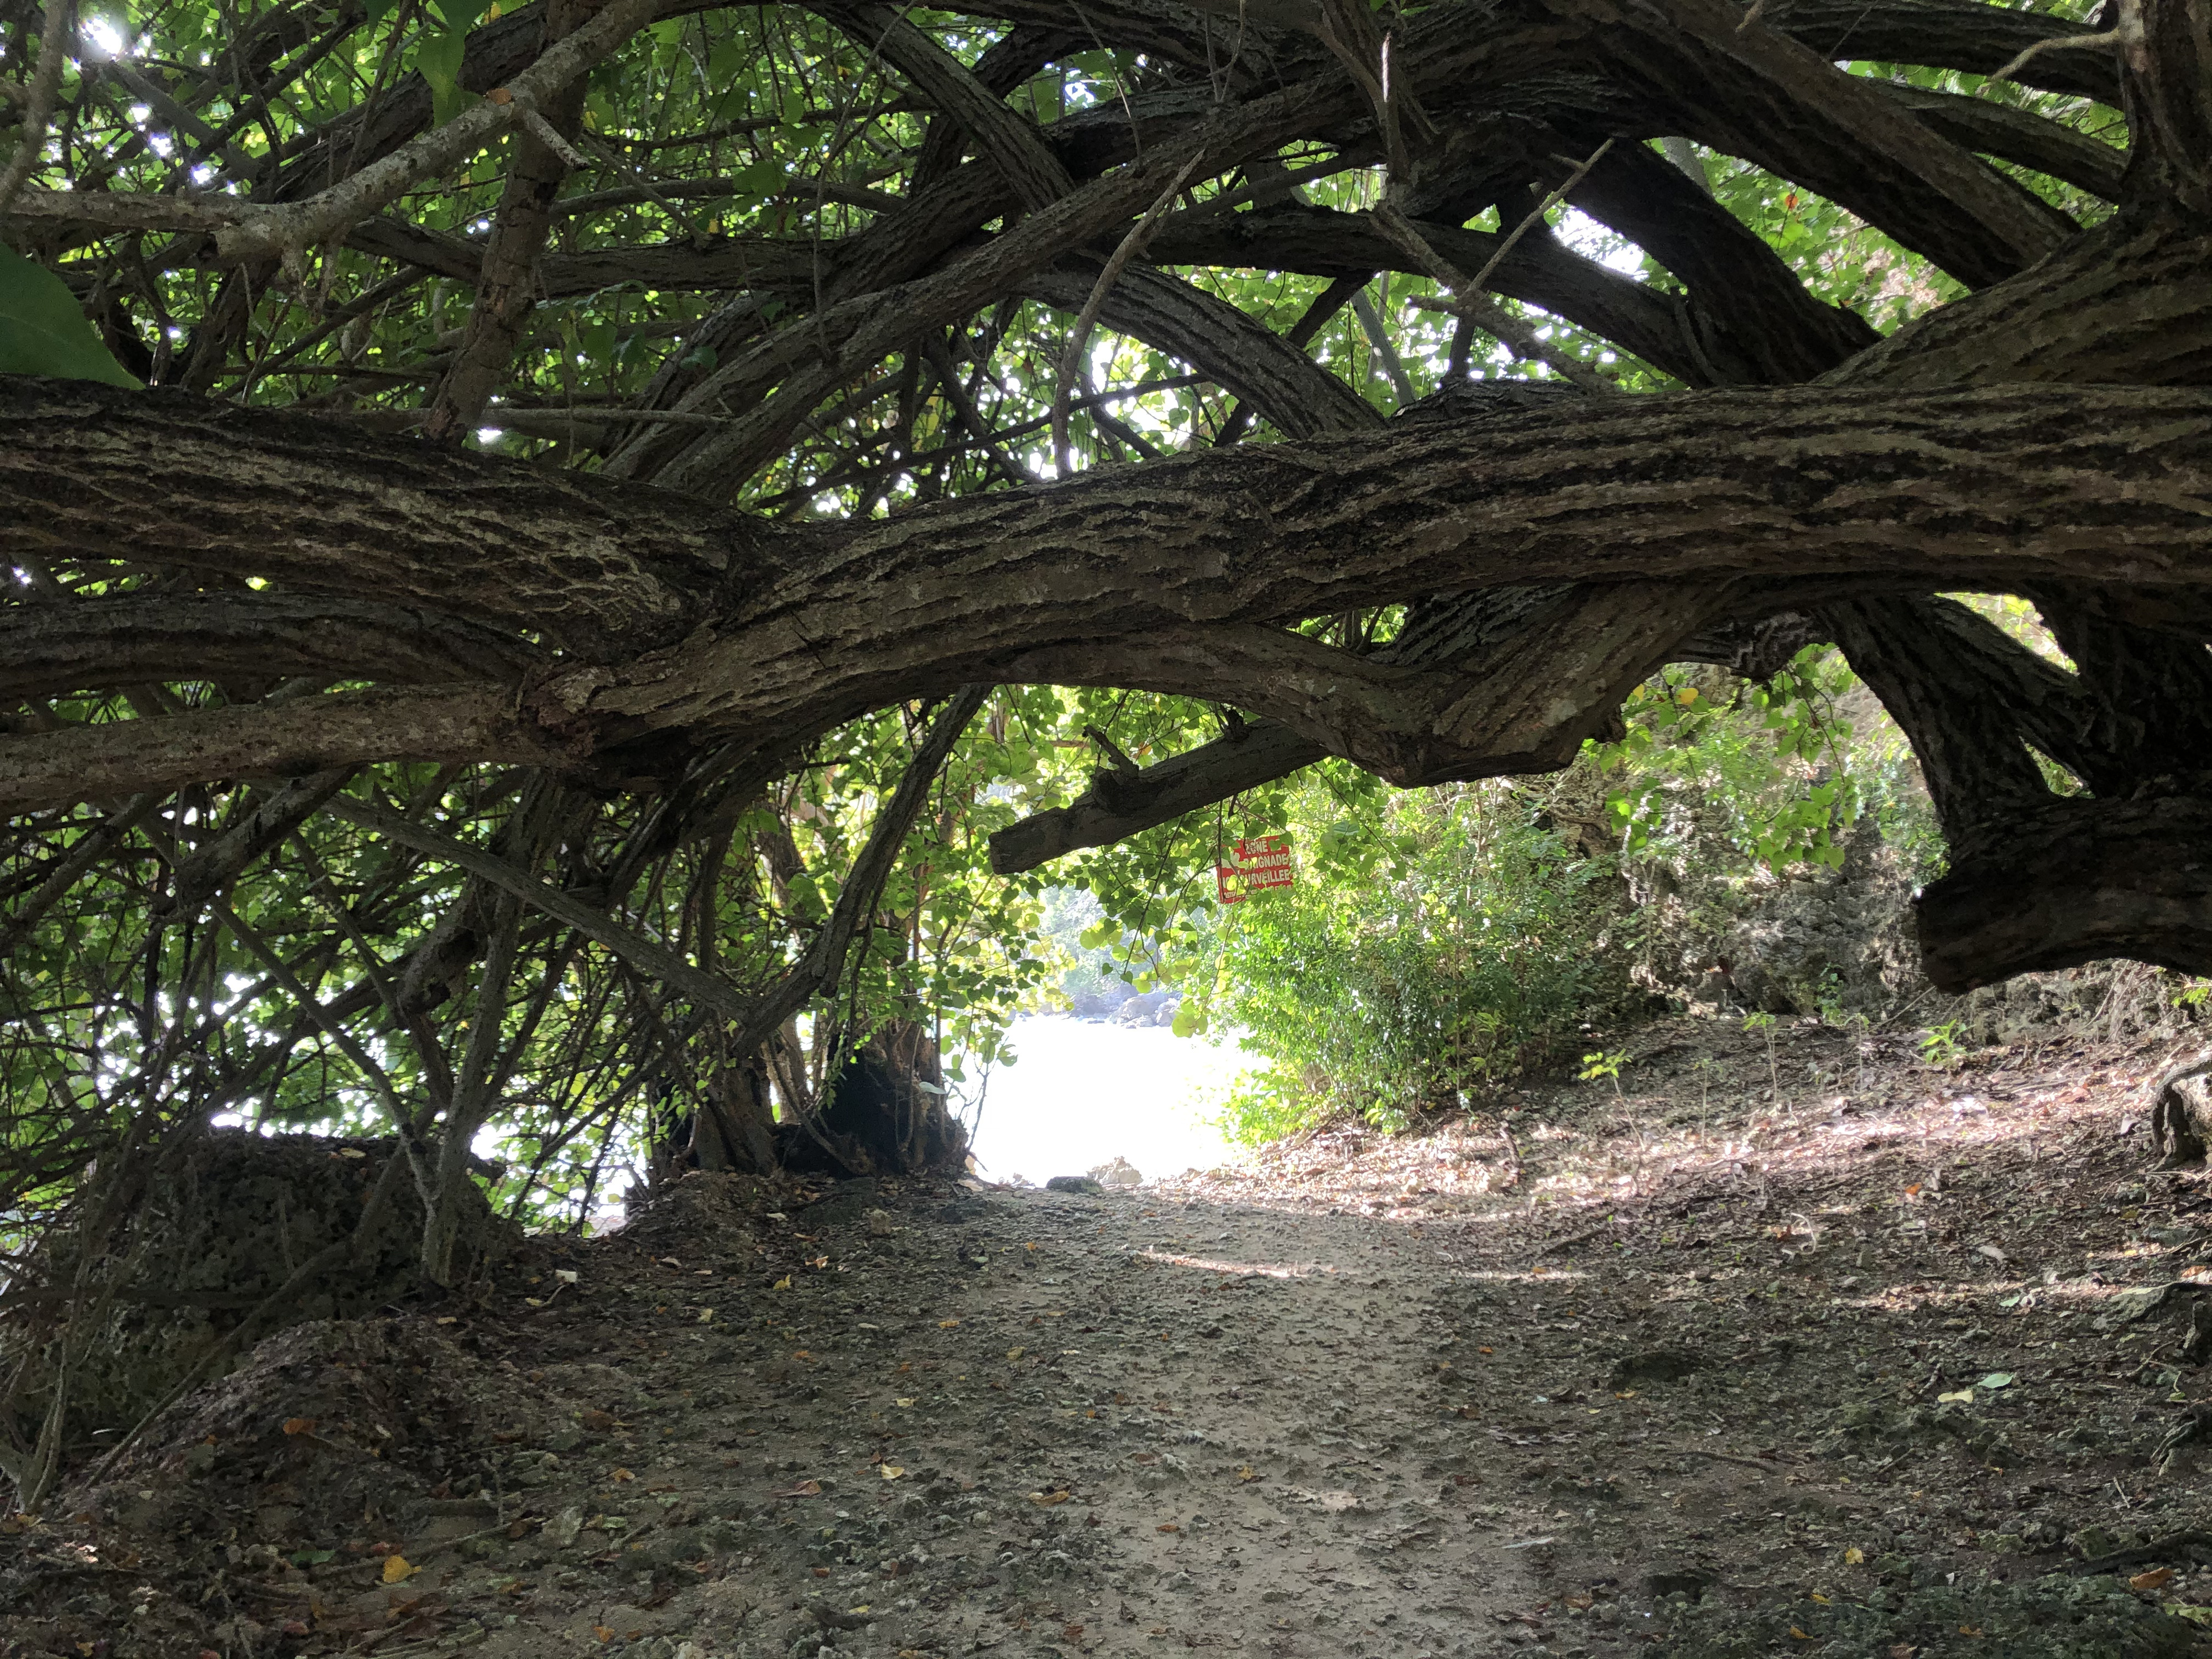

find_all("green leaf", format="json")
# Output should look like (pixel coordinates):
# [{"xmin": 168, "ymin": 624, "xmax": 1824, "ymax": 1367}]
[
  {"xmin": 0, "ymin": 245, "xmax": 141, "ymax": 387},
  {"xmin": 735, "ymin": 159, "xmax": 787, "ymax": 199},
  {"xmin": 430, "ymin": 0, "xmax": 494, "ymax": 33},
  {"xmin": 416, "ymin": 27, "xmax": 472, "ymax": 127}
]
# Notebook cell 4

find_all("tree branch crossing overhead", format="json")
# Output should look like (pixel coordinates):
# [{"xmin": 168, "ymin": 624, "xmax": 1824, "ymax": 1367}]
[{"xmin": 7, "ymin": 0, "xmax": 2212, "ymax": 997}]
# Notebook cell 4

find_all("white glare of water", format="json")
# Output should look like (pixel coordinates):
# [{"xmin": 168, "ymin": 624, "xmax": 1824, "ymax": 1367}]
[{"xmin": 964, "ymin": 1015, "xmax": 1247, "ymax": 1187}]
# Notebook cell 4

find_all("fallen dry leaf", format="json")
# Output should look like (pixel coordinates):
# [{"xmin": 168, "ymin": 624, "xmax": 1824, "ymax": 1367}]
[
  {"xmin": 2132, "ymin": 1567, "xmax": 2176, "ymax": 1592},
  {"xmin": 773, "ymin": 1480, "xmax": 822, "ymax": 1498},
  {"xmin": 381, "ymin": 1554, "xmax": 418, "ymax": 1584}
]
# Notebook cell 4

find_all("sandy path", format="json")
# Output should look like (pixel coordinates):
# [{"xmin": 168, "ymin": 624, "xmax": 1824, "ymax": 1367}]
[
  {"xmin": 25, "ymin": 1019, "xmax": 2208, "ymax": 1659},
  {"xmin": 470, "ymin": 1183, "xmax": 1555, "ymax": 1658}
]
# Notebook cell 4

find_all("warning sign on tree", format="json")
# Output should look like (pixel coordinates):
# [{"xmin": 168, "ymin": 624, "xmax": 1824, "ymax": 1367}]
[{"xmin": 1216, "ymin": 834, "xmax": 1294, "ymax": 904}]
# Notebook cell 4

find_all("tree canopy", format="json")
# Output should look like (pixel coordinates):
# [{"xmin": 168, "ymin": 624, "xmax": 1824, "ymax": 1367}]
[{"xmin": 3, "ymin": 0, "xmax": 2211, "ymax": 1251}]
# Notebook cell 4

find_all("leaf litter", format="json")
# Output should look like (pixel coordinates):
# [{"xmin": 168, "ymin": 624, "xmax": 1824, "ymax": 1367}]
[{"xmin": 7, "ymin": 1018, "xmax": 2212, "ymax": 1655}]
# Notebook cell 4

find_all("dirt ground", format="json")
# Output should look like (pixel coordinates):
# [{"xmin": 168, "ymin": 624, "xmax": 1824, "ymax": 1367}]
[{"xmin": 11, "ymin": 1014, "xmax": 2212, "ymax": 1658}]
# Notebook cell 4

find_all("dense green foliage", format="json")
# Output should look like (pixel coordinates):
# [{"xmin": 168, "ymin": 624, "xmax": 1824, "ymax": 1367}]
[
  {"xmin": 1195, "ymin": 775, "xmax": 1616, "ymax": 1142},
  {"xmin": 1595, "ymin": 644, "xmax": 1951, "ymax": 881},
  {"xmin": 1162, "ymin": 649, "xmax": 1948, "ymax": 1145}
]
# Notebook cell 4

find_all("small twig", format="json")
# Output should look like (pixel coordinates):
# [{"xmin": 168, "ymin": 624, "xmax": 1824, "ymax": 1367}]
[
  {"xmin": 0, "ymin": 0, "xmax": 74, "ymax": 212},
  {"xmin": 1083, "ymin": 724, "xmax": 1141, "ymax": 778},
  {"xmin": 1530, "ymin": 1222, "xmax": 1611, "ymax": 1260},
  {"xmin": 1309, "ymin": 12, "xmax": 1394, "ymax": 173},
  {"xmin": 575, "ymin": 130, "xmax": 706, "ymax": 241},
  {"xmin": 1373, "ymin": 200, "xmax": 1614, "ymax": 394},
  {"xmin": 2069, "ymin": 1528, "xmax": 2212, "ymax": 1575},
  {"xmin": 1376, "ymin": 132, "xmax": 1615, "ymax": 395},
  {"xmin": 1465, "ymin": 139, "xmax": 1615, "ymax": 299},
  {"xmin": 320, "ymin": 1515, "xmax": 542, "ymax": 1578},
  {"xmin": 1674, "ymin": 1444, "xmax": 1798, "ymax": 1474},
  {"xmin": 1051, "ymin": 150, "xmax": 1204, "ymax": 475},
  {"xmin": 1980, "ymin": 25, "xmax": 2130, "ymax": 94},
  {"xmin": 1876, "ymin": 984, "xmax": 1938, "ymax": 1031},
  {"xmin": 513, "ymin": 100, "xmax": 591, "ymax": 171}
]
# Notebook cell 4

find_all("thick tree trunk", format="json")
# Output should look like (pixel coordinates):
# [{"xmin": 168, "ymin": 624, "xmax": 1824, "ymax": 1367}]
[
  {"xmin": 1914, "ymin": 796, "xmax": 2212, "ymax": 992},
  {"xmin": 780, "ymin": 1020, "xmax": 968, "ymax": 1178},
  {"xmin": 9, "ymin": 379, "xmax": 2212, "ymax": 807},
  {"xmin": 686, "ymin": 1051, "xmax": 780, "ymax": 1175},
  {"xmin": 10, "ymin": 0, "xmax": 2212, "ymax": 999}
]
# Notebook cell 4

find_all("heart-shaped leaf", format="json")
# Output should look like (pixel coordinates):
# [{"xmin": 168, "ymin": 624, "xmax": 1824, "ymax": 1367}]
[{"xmin": 0, "ymin": 245, "xmax": 140, "ymax": 387}]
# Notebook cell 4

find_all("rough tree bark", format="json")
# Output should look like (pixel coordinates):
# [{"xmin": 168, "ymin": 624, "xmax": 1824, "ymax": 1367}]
[
  {"xmin": 781, "ymin": 1018, "xmax": 968, "ymax": 1178},
  {"xmin": 8, "ymin": 0, "xmax": 2212, "ymax": 1005}
]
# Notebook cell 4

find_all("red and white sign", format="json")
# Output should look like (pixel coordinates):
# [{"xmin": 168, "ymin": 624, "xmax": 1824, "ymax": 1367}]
[{"xmin": 1216, "ymin": 834, "xmax": 1294, "ymax": 904}]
